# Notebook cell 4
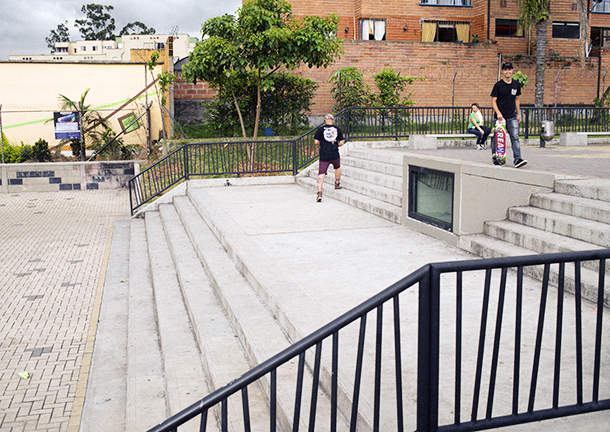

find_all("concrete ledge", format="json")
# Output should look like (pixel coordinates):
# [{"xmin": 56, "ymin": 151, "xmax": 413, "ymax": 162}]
[
  {"xmin": 400, "ymin": 153, "xmax": 575, "ymax": 242},
  {"xmin": 409, "ymin": 134, "xmax": 438, "ymax": 149},
  {"xmin": 559, "ymin": 132, "xmax": 588, "ymax": 147}
]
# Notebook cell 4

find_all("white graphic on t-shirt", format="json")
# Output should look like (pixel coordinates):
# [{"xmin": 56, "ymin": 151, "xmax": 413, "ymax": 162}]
[
  {"xmin": 511, "ymin": 89, "xmax": 517, "ymax": 95},
  {"xmin": 323, "ymin": 127, "xmax": 338, "ymax": 143}
]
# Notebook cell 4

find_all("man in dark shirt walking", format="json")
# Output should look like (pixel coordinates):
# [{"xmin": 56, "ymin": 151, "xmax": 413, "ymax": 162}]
[
  {"xmin": 314, "ymin": 114, "xmax": 345, "ymax": 202},
  {"xmin": 491, "ymin": 62, "xmax": 527, "ymax": 168}
]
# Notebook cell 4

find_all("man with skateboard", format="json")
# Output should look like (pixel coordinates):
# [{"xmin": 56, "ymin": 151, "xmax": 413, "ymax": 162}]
[{"xmin": 490, "ymin": 62, "xmax": 527, "ymax": 168}]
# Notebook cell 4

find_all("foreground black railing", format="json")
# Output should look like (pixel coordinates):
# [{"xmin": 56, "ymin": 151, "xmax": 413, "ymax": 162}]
[
  {"xmin": 129, "ymin": 106, "xmax": 610, "ymax": 215},
  {"xmin": 148, "ymin": 249, "xmax": 610, "ymax": 432}
]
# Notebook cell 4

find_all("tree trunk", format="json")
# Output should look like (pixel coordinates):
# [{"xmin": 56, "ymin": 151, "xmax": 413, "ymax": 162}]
[
  {"xmin": 577, "ymin": 0, "xmax": 589, "ymax": 68},
  {"xmin": 535, "ymin": 19, "xmax": 548, "ymax": 108}
]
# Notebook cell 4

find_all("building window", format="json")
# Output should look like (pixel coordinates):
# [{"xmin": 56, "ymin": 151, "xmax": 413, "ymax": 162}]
[
  {"xmin": 591, "ymin": 0, "xmax": 610, "ymax": 13},
  {"xmin": 421, "ymin": 0, "xmax": 471, "ymax": 5},
  {"xmin": 92, "ymin": 46, "xmax": 98, "ymax": 51},
  {"xmin": 591, "ymin": 27, "xmax": 610, "ymax": 47},
  {"xmin": 360, "ymin": 19, "xmax": 386, "ymax": 40},
  {"xmin": 421, "ymin": 21, "xmax": 470, "ymax": 42},
  {"xmin": 81, "ymin": 46, "xmax": 86, "ymax": 51},
  {"xmin": 156, "ymin": 43, "xmax": 165, "ymax": 50},
  {"xmin": 57, "ymin": 47, "xmax": 68, "ymax": 53},
  {"xmin": 552, "ymin": 22, "xmax": 580, "ymax": 39},
  {"xmin": 495, "ymin": 19, "xmax": 524, "ymax": 37}
]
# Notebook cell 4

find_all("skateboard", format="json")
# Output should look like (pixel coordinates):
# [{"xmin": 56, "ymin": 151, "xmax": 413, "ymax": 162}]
[{"xmin": 493, "ymin": 120, "xmax": 507, "ymax": 165}]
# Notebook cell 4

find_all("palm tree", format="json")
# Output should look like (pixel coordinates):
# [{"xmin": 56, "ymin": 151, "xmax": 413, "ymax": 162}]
[
  {"xmin": 58, "ymin": 88, "xmax": 108, "ymax": 160},
  {"xmin": 518, "ymin": 0, "xmax": 550, "ymax": 107}
]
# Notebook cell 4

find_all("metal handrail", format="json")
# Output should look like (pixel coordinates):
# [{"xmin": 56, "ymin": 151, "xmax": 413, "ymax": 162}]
[
  {"xmin": 128, "ymin": 106, "xmax": 610, "ymax": 215},
  {"xmin": 148, "ymin": 248, "xmax": 610, "ymax": 432}
]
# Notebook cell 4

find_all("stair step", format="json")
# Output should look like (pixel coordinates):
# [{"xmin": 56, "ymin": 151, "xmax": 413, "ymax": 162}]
[
  {"xmin": 296, "ymin": 176, "xmax": 402, "ymax": 224},
  {"xmin": 554, "ymin": 178, "xmax": 610, "ymax": 203},
  {"xmin": 126, "ymin": 219, "xmax": 167, "ymax": 431},
  {"xmin": 172, "ymin": 195, "xmax": 348, "ymax": 431},
  {"xmin": 345, "ymin": 147, "xmax": 404, "ymax": 167},
  {"xmin": 81, "ymin": 219, "xmax": 131, "ymax": 432},
  {"xmin": 145, "ymin": 212, "xmax": 210, "ymax": 431},
  {"xmin": 530, "ymin": 192, "xmax": 610, "ymax": 224},
  {"xmin": 463, "ymin": 234, "xmax": 610, "ymax": 307},
  {"xmin": 158, "ymin": 203, "xmax": 267, "ymax": 431},
  {"xmin": 507, "ymin": 206, "xmax": 610, "ymax": 248},
  {"xmin": 340, "ymin": 154, "xmax": 403, "ymax": 177},
  {"xmin": 311, "ymin": 169, "xmax": 402, "ymax": 207},
  {"xmin": 335, "ymin": 163, "xmax": 403, "ymax": 191}
]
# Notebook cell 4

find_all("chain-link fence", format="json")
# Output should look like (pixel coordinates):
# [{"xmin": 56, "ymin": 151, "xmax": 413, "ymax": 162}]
[{"xmin": 0, "ymin": 105, "xmax": 151, "ymax": 160}]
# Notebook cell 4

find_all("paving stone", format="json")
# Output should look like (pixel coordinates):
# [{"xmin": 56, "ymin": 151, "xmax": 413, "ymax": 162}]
[{"xmin": 0, "ymin": 190, "xmax": 129, "ymax": 431}]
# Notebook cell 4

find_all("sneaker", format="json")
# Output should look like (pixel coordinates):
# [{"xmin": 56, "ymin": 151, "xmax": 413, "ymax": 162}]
[
  {"xmin": 514, "ymin": 158, "xmax": 528, "ymax": 168},
  {"xmin": 316, "ymin": 192, "xmax": 322, "ymax": 202},
  {"xmin": 475, "ymin": 144, "xmax": 482, "ymax": 150},
  {"xmin": 335, "ymin": 180, "xmax": 342, "ymax": 190},
  {"xmin": 492, "ymin": 158, "xmax": 501, "ymax": 166}
]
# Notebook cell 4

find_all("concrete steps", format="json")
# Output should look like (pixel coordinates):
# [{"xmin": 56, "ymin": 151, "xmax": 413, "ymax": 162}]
[
  {"xmin": 462, "ymin": 178, "xmax": 610, "ymax": 307},
  {"xmin": 295, "ymin": 147, "xmax": 404, "ymax": 224}
]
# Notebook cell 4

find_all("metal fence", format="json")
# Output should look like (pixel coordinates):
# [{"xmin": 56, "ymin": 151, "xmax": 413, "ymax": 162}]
[{"xmin": 147, "ymin": 249, "xmax": 610, "ymax": 432}]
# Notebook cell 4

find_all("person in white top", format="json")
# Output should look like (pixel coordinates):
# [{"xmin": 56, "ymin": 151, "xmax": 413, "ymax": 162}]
[{"xmin": 467, "ymin": 102, "xmax": 491, "ymax": 150}]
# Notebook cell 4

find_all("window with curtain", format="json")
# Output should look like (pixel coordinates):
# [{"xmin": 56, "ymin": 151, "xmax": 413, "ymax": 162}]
[
  {"xmin": 360, "ymin": 19, "xmax": 387, "ymax": 40},
  {"xmin": 421, "ymin": 21, "xmax": 470, "ymax": 42}
]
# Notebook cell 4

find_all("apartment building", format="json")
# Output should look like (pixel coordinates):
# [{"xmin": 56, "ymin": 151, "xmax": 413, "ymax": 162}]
[{"xmin": 9, "ymin": 34, "xmax": 198, "ymax": 63}]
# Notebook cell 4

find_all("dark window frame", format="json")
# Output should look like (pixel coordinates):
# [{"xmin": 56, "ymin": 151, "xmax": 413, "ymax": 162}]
[
  {"xmin": 495, "ymin": 19, "xmax": 524, "ymax": 37},
  {"xmin": 552, "ymin": 21, "xmax": 580, "ymax": 39},
  {"xmin": 408, "ymin": 166, "xmax": 455, "ymax": 232}
]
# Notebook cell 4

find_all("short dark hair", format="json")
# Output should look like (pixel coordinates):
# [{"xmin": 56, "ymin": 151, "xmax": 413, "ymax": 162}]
[
  {"xmin": 471, "ymin": 102, "xmax": 480, "ymax": 108},
  {"xmin": 502, "ymin": 62, "xmax": 513, "ymax": 70}
]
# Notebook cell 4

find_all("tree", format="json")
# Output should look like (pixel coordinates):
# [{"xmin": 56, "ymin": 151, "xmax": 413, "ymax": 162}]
[
  {"xmin": 371, "ymin": 68, "xmax": 421, "ymax": 107},
  {"xmin": 518, "ymin": 0, "xmax": 550, "ymax": 107},
  {"xmin": 46, "ymin": 21, "xmax": 71, "ymax": 52},
  {"xmin": 576, "ymin": 0, "xmax": 589, "ymax": 68},
  {"xmin": 58, "ymin": 88, "xmax": 109, "ymax": 160},
  {"xmin": 328, "ymin": 67, "xmax": 370, "ymax": 112},
  {"xmin": 119, "ymin": 21, "xmax": 156, "ymax": 36},
  {"xmin": 183, "ymin": 0, "xmax": 343, "ymax": 141},
  {"xmin": 74, "ymin": 4, "xmax": 116, "ymax": 40}
]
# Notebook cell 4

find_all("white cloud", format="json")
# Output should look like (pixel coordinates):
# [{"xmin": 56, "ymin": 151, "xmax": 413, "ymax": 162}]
[{"xmin": 0, "ymin": 0, "xmax": 241, "ymax": 59}]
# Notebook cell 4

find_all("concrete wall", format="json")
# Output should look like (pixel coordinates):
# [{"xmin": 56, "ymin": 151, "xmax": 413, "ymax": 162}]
[
  {"xmin": 0, "ymin": 161, "xmax": 140, "ymax": 193},
  {"xmin": 401, "ymin": 153, "xmax": 567, "ymax": 246},
  {"xmin": 0, "ymin": 61, "xmax": 164, "ymax": 147}
]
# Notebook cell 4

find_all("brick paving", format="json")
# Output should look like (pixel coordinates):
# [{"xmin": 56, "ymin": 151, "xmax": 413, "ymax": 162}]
[{"xmin": 0, "ymin": 190, "xmax": 129, "ymax": 432}]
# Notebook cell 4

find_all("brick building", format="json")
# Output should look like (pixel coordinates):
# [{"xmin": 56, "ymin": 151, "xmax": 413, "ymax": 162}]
[{"xmin": 174, "ymin": 0, "xmax": 610, "ymax": 121}]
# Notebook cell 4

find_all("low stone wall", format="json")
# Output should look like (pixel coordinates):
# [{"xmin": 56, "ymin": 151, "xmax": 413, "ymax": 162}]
[{"xmin": 0, "ymin": 161, "xmax": 142, "ymax": 193}]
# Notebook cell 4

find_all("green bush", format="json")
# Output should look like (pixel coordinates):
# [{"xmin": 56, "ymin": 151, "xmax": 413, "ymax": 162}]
[{"xmin": 33, "ymin": 138, "xmax": 52, "ymax": 162}]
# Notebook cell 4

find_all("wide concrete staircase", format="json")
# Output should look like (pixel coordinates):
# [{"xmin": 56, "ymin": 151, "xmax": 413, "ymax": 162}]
[
  {"xmin": 461, "ymin": 178, "xmax": 610, "ymax": 306},
  {"xmin": 295, "ymin": 146, "xmax": 404, "ymax": 224},
  {"xmin": 83, "ymin": 186, "xmax": 371, "ymax": 432}
]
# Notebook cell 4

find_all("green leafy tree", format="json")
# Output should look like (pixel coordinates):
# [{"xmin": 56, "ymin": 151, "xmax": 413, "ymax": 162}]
[
  {"xmin": 518, "ymin": 0, "xmax": 549, "ymax": 107},
  {"xmin": 328, "ymin": 67, "xmax": 371, "ymax": 112},
  {"xmin": 146, "ymin": 51, "xmax": 176, "ymax": 144},
  {"xmin": 119, "ymin": 21, "xmax": 155, "ymax": 36},
  {"xmin": 75, "ymin": 4, "xmax": 116, "ymax": 40},
  {"xmin": 184, "ymin": 0, "xmax": 343, "ymax": 141},
  {"xmin": 46, "ymin": 21, "xmax": 71, "ymax": 52},
  {"xmin": 371, "ymin": 67, "xmax": 421, "ymax": 107}
]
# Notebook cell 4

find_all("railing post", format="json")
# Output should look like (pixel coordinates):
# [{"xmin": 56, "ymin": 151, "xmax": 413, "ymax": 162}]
[
  {"xmin": 292, "ymin": 139, "xmax": 297, "ymax": 176},
  {"xmin": 184, "ymin": 144, "xmax": 189, "ymax": 181},
  {"xmin": 417, "ymin": 265, "xmax": 440, "ymax": 432},
  {"xmin": 395, "ymin": 107, "xmax": 399, "ymax": 141},
  {"xmin": 524, "ymin": 108, "xmax": 530, "ymax": 139}
]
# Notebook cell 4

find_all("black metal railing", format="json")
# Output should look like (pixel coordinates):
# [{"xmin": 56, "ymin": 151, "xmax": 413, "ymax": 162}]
[
  {"xmin": 148, "ymin": 248, "xmax": 610, "ymax": 432},
  {"xmin": 129, "ymin": 106, "xmax": 610, "ymax": 215}
]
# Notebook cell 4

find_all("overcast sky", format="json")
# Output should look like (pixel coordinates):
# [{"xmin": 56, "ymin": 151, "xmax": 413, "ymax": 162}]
[{"xmin": 0, "ymin": 0, "xmax": 243, "ymax": 60}]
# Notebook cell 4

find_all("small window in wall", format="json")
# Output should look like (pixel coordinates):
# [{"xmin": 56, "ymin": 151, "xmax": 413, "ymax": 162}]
[
  {"xmin": 408, "ymin": 166, "xmax": 454, "ymax": 231},
  {"xmin": 81, "ymin": 46, "xmax": 86, "ymax": 51},
  {"xmin": 92, "ymin": 46, "xmax": 98, "ymax": 51},
  {"xmin": 421, "ymin": 0, "xmax": 471, "ymax": 5},
  {"xmin": 495, "ymin": 19, "xmax": 524, "ymax": 37},
  {"xmin": 591, "ymin": 27, "xmax": 610, "ymax": 47},
  {"xmin": 552, "ymin": 21, "xmax": 580, "ymax": 39},
  {"xmin": 421, "ymin": 21, "xmax": 470, "ymax": 42},
  {"xmin": 360, "ymin": 19, "xmax": 386, "ymax": 40}
]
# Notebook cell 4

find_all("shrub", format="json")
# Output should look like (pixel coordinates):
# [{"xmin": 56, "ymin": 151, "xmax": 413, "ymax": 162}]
[{"xmin": 33, "ymin": 139, "xmax": 52, "ymax": 162}]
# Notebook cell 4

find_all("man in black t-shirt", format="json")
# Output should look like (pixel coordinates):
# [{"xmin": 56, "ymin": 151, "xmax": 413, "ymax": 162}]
[
  {"xmin": 491, "ymin": 62, "xmax": 527, "ymax": 168},
  {"xmin": 314, "ymin": 114, "xmax": 345, "ymax": 202}
]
